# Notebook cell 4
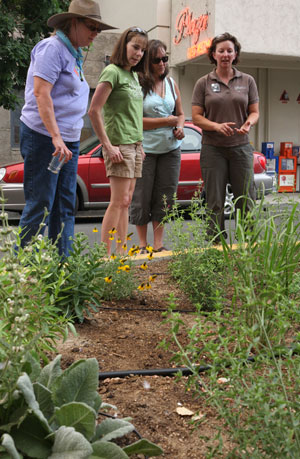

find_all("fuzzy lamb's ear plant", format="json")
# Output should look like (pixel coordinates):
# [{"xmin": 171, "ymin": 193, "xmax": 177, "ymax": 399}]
[{"xmin": 0, "ymin": 355, "xmax": 163, "ymax": 458}]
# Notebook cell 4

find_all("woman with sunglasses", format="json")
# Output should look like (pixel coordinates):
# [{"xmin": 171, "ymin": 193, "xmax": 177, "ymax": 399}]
[
  {"xmin": 89, "ymin": 27, "xmax": 148, "ymax": 255},
  {"xmin": 18, "ymin": 0, "xmax": 115, "ymax": 257},
  {"xmin": 130, "ymin": 39, "xmax": 185, "ymax": 253}
]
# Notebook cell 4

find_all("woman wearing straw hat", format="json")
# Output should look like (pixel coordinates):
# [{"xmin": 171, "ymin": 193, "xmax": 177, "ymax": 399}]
[{"xmin": 19, "ymin": 0, "xmax": 116, "ymax": 257}]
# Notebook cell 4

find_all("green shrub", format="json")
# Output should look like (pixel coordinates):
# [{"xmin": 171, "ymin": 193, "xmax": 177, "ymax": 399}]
[
  {"xmin": 0, "ymin": 202, "xmax": 162, "ymax": 457},
  {"xmin": 0, "ymin": 210, "xmax": 73, "ymax": 407},
  {"xmin": 0, "ymin": 355, "xmax": 163, "ymax": 458},
  {"xmin": 164, "ymin": 197, "xmax": 227, "ymax": 311},
  {"xmin": 161, "ymin": 195, "xmax": 300, "ymax": 457},
  {"xmin": 168, "ymin": 247, "xmax": 225, "ymax": 311}
]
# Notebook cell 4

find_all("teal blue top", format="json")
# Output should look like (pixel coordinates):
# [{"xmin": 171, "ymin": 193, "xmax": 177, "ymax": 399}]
[{"xmin": 142, "ymin": 77, "xmax": 182, "ymax": 154}]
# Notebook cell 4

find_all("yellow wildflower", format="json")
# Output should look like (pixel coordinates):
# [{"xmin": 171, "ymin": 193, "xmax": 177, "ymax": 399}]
[
  {"xmin": 138, "ymin": 283, "xmax": 145, "ymax": 291},
  {"xmin": 149, "ymin": 274, "xmax": 157, "ymax": 282},
  {"xmin": 145, "ymin": 282, "xmax": 152, "ymax": 289},
  {"xmin": 147, "ymin": 252, "xmax": 153, "ymax": 260},
  {"xmin": 108, "ymin": 227, "xmax": 117, "ymax": 234},
  {"xmin": 109, "ymin": 236, "xmax": 114, "ymax": 241},
  {"xmin": 120, "ymin": 257, "xmax": 127, "ymax": 264},
  {"xmin": 146, "ymin": 245, "xmax": 153, "ymax": 253},
  {"xmin": 104, "ymin": 276, "xmax": 112, "ymax": 283},
  {"xmin": 127, "ymin": 232, "xmax": 134, "ymax": 240},
  {"xmin": 117, "ymin": 265, "xmax": 130, "ymax": 272},
  {"xmin": 110, "ymin": 253, "xmax": 117, "ymax": 260},
  {"xmin": 93, "ymin": 227, "xmax": 98, "ymax": 233},
  {"xmin": 116, "ymin": 238, "xmax": 122, "ymax": 244},
  {"xmin": 140, "ymin": 262, "xmax": 148, "ymax": 270},
  {"xmin": 122, "ymin": 243, "xmax": 127, "ymax": 250},
  {"xmin": 128, "ymin": 245, "xmax": 139, "ymax": 256}
]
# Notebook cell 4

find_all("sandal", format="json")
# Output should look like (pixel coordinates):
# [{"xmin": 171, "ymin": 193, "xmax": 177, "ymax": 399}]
[
  {"xmin": 154, "ymin": 246, "xmax": 169, "ymax": 252},
  {"xmin": 139, "ymin": 246, "xmax": 148, "ymax": 254}
]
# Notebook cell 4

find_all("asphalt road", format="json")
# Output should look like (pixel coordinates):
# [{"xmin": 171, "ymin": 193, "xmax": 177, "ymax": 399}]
[
  {"xmin": 73, "ymin": 213, "xmax": 236, "ymax": 250},
  {"xmin": 6, "ymin": 192, "xmax": 300, "ymax": 250}
]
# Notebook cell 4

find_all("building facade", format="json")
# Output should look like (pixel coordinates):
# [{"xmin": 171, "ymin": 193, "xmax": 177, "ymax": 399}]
[{"xmin": 1, "ymin": 0, "xmax": 300, "ymax": 164}]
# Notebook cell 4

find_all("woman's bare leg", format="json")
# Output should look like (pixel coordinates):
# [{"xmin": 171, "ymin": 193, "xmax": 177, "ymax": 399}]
[
  {"xmin": 101, "ymin": 176, "xmax": 136, "ymax": 254},
  {"xmin": 135, "ymin": 224, "xmax": 148, "ymax": 248},
  {"xmin": 152, "ymin": 220, "xmax": 164, "ymax": 251}
]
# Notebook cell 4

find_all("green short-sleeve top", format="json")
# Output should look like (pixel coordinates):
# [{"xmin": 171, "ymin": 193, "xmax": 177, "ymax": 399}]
[{"xmin": 98, "ymin": 64, "xmax": 143, "ymax": 145}]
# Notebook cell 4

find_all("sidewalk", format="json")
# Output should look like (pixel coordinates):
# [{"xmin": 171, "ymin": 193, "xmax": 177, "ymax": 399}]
[{"xmin": 262, "ymin": 191, "xmax": 300, "ymax": 205}]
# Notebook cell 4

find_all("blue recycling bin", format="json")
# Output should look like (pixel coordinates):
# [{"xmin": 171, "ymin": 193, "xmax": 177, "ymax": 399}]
[
  {"xmin": 261, "ymin": 142, "xmax": 275, "ymax": 158},
  {"xmin": 261, "ymin": 142, "xmax": 278, "ymax": 172}
]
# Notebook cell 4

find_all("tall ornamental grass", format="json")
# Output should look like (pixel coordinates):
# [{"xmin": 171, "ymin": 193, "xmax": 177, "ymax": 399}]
[{"xmin": 162, "ymin": 194, "xmax": 300, "ymax": 457}]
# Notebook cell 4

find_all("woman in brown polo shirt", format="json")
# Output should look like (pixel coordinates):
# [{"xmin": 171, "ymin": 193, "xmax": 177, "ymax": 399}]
[{"xmin": 192, "ymin": 32, "xmax": 259, "ymax": 241}]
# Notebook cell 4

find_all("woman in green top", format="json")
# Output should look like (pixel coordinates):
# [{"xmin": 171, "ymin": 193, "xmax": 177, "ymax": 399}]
[{"xmin": 89, "ymin": 27, "xmax": 148, "ymax": 254}]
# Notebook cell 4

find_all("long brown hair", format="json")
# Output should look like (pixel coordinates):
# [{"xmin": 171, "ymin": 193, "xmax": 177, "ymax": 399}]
[
  {"xmin": 138, "ymin": 39, "xmax": 169, "ymax": 97},
  {"xmin": 110, "ymin": 27, "xmax": 148, "ymax": 72}
]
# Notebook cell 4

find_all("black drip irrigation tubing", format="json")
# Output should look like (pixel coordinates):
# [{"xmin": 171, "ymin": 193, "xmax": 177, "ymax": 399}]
[
  {"xmin": 98, "ymin": 347, "xmax": 299, "ymax": 458},
  {"xmin": 98, "ymin": 366, "xmax": 202, "ymax": 380},
  {"xmin": 98, "ymin": 305, "xmax": 195, "ymax": 313},
  {"xmin": 98, "ymin": 346, "xmax": 300, "ymax": 380}
]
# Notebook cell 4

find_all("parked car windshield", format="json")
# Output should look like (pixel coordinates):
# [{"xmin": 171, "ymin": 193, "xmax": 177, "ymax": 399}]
[
  {"xmin": 182, "ymin": 127, "xmax": 202, "ymax": 152},
  {"xmin": 79, "ymin": 136, "xmax": 99, "ymax": 156}
]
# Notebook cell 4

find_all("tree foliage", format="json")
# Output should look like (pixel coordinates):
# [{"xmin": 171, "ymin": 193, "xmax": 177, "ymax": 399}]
[{"xmin": 0, "ymin": 0, "xmax": 69, "ymax": 110}]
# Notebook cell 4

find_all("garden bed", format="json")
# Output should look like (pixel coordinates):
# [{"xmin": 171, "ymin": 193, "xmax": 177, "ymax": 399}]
[{"xmin": 56, "ymin": 258, "xmax": 234, "ymax": 458}]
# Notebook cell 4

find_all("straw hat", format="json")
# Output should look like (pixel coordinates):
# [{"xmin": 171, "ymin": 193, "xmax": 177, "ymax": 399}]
[{"xmin": 47, "ymin": 0, "xmax": 117, "ymax": 30}]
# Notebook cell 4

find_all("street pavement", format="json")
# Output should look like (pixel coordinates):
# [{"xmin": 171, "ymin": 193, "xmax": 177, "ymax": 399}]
[{"xmin": 6, "ymin": 192, "xmax": 300, "ymax": 253}]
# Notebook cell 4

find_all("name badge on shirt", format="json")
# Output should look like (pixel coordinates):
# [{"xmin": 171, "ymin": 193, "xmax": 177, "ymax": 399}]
[{"xmin": 211, "ymin": 83, "xmax": 220, "ymax": 92}]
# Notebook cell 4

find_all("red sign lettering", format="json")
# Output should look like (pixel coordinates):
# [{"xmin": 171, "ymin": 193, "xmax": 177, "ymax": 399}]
[{"xmin": 173, "ymin": 7, "xmax": 209, "ymax": 46}]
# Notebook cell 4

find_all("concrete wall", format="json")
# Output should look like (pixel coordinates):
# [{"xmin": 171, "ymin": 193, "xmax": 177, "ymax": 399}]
[
  {"xmin": 0, "ymin": 108, "xmax": 11, "ymax": 165},
  {"xmin": 170, "ymin": 0, "xmax": 215, "ymax": 65},
  {"xmin": 268, "ymin": 68, "xmax": 300, "ymax": 152},
  {"xmin": 215, "ymin": 0, "xmax": 300, "ymax": 57},
  {"xmin": 84, "ymin": 32, "xmax": 119, "ymax": 89}
]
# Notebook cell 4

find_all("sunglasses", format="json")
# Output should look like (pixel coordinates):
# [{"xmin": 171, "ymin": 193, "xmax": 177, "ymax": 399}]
[
  {"xmin": 83, "ymin": 21, "xmax": 102, "ymax": 33},
  {"xmin": 152, "ymin": 56, "xmax": 169, "ymax": 64},
  {"xmin": 130, "ymin": 27, "xmax": 148, "ymax": 35}
]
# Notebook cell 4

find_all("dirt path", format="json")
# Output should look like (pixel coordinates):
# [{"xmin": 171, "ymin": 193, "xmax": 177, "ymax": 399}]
[{"xmin": 56, "ymin": 259, "xmax": 230, "ymax": 458}]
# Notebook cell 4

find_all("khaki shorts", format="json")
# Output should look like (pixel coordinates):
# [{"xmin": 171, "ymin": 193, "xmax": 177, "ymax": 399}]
[{"xmin": 103, "ymin": 142, "xmax": 143, "ymax": 178}]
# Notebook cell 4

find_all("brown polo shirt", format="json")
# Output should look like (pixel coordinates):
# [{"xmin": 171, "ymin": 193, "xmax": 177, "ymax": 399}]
[{"xmin": 192, "ymin": 68, "xmax": 259, "ymax": 147}]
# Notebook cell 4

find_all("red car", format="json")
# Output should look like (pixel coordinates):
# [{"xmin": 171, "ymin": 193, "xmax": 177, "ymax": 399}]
[{"xmin": 0, "ymin": 122, "xmax": 274, "ymax": 215}]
